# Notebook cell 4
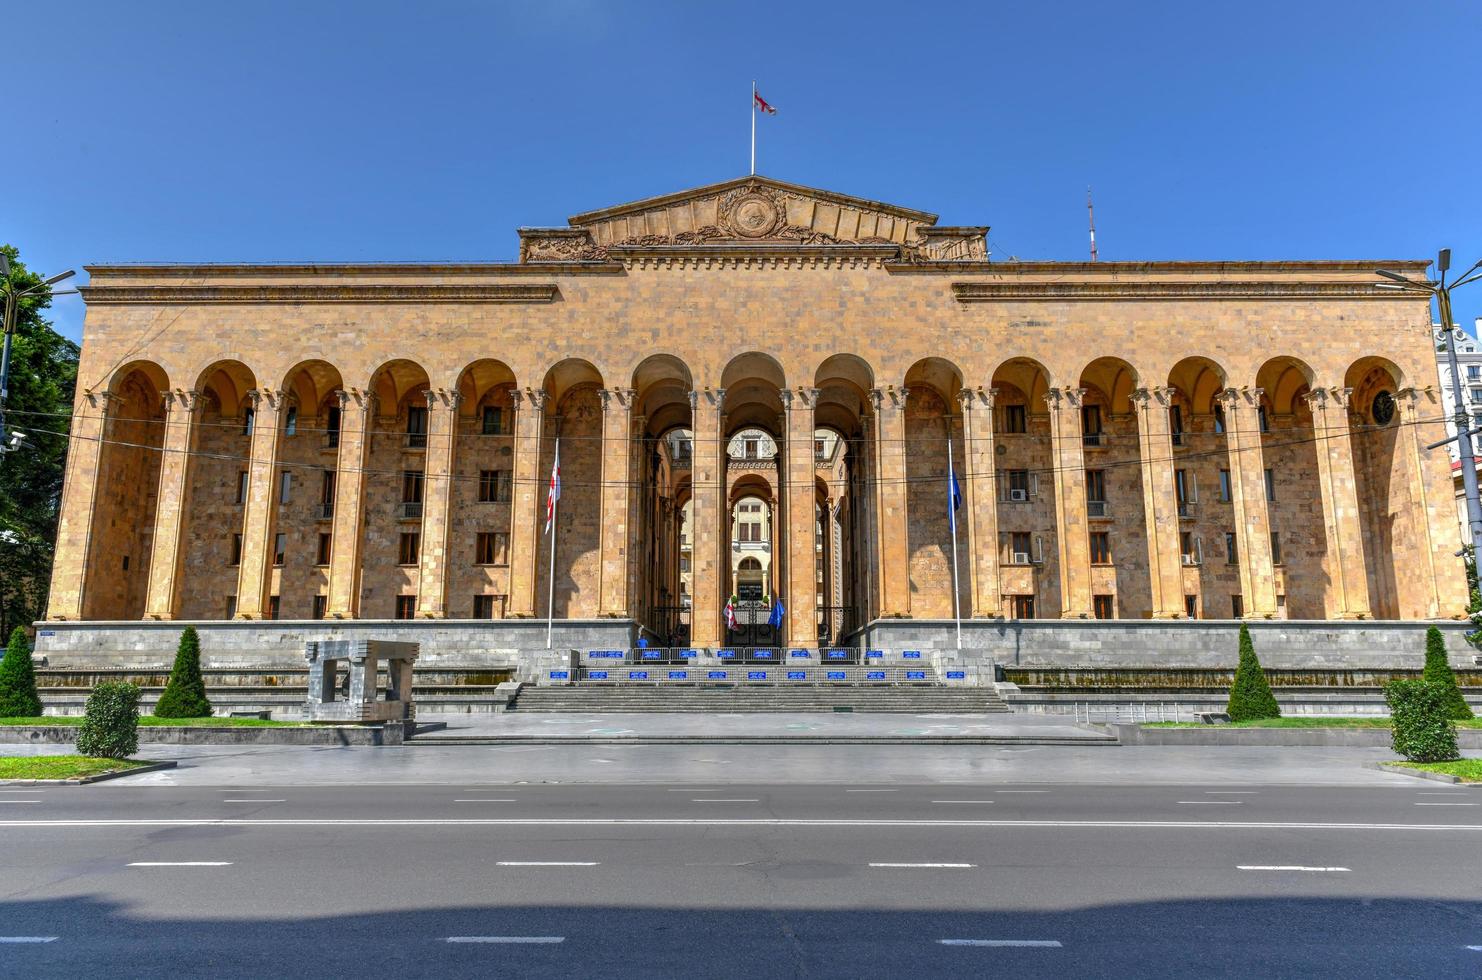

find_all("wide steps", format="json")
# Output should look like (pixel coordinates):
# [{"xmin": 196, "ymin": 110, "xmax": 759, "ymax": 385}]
[{"xmin": 510, "ymin": 686, "xmax": 1009, "ymax": 713}]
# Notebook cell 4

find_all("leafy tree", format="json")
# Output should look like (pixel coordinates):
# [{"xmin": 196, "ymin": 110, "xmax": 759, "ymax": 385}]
[
  {"xmin": 0, "ymin": 626, "xmax": 42, "ymax": 717},
  {"xmin": 1227, "ymin": 623, "xmax": 1281, "ymax": 721},
  {"xmin": 1422, "ymin": 625, "xmax": 1474, "ymax": 721},
  {"xmin": 75, "ymin": 682, "xmax": 139, "ymax": 759},
  {"xmin": 1385, "ymin": 680, "xmax": 1460, "ymax": 763},
  {"xmin": 153, "ymin": 626, "xmax": 212, "ymax": 718},
  {"xmin": 0, "ymin": 245, "xmax": 79, "ymax": 638}
]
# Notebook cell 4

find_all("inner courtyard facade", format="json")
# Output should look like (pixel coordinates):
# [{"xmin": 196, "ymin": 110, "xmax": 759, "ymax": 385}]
[{"xmin": 46, "ymin": 176, "xmax": 1468, "ymax": 650}]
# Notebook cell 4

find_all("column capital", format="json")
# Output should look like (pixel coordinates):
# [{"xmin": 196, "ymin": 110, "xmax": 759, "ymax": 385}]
[
  {"xmin": 599, "ymin": 386, "xmax": 636, "ymax": 410},
  {"xmin": 1043, "ymin": 386, "xmax": 1086, "ymax": 409},
  {"xmin": 424, "ymin": 387, "xmax": 461, "ymax": 411},
  {"xmin": 688, "ymin": 387, "xmax": 727, "ymax": 412},
  {"xmin": 1219, "ymin": 386, "xmax": 1264, "ymax": 408},
  {"xmin": 513, "ymin": 386, "xmax": 548, "ymax": 410},
  {"xmin": 162, "ymin": 389, "xmax": 202, "ymax": 414},
  {"xmin": 335, "ymin": 387, "xmax": 375, "ymax": 412},
  {"xmin": 246, "ymin": 387, "xmax": 286, "ymax": 410},
  {"xmin": 869, "ymin": 386, "xmax": 908, "ymax": 411},
  {"xmin": 957, "ymin": 386, "xmax": 996, "ymax": 410},
  {"xmin": 1130, "ymin": 385, "xmax": 1177, "ymax": 407}
]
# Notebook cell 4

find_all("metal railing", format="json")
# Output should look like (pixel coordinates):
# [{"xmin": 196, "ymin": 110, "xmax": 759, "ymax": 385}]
[
  {"xmin": 399, "ymin": 501, "xmax": 423, "ymax": 520},
  {"xmin": 1070, "ymin": 702, "xmax": 1199, "ymax": 725},
  {"xmin": 315, "ymin": 502, "xmax": 335, "ymax": 520},
  {"xmin": 817, "ymin": 605, "xmax": 858, "ymax": 647}
]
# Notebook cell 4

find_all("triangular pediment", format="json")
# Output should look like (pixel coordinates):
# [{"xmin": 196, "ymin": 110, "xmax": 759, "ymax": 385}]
[{"xmin": 519, "ymin": 175, "xmax": 986, "ymax": 263}]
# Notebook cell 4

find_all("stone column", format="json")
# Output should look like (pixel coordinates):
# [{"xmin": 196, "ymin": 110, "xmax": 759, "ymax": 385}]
[
  {"xmin": 506, "ymin": 388, "xmax": 548, "ymax": 618},
  {"xmin": 326, "ymin": 389, "xmax": 375, "ymax": 618},
  {"xmin": 598, "ymin": 387, "xmax": 635, "ymax": 617},
  {"xmin": 46, "ymin": 390, "xmax": 117, "ymax": 620},
  {"xmin": 871, "ymin": 386, "xmax": 911, "ymax": 617},
  {"xmin": 1305, "ymin": 386, "xmax": 1372, "ymax": 619},
  {"xmin": 958, "ymin": 387, "xmax": 1001, "ymax": 618},
  {"xmin": 1219, "ymin": 388, "xmax": 1278, "ymax": 617},
  {"xmin": 1132, "ymin": 385, "xmax": 1186, "ymax": 618},
  {"xmin": 626, "ymin": 412, "xmax": 647, "ymax": 623},
  {"xmin": 783, "ymin": 387, "xmax": 819, "ymax": 647},
  {"xmin": 143, "ymin": 389, "xmax": 201, "ymax": 619},
  {"xmin": 689, "ymin": 389, "xmax": 726, "ymax": 646},
  {"xmin": 1395, "ymin": 387, "xmax": 1445, "ymax": 618},
  {"xmin": 1046, "ymin": 387, "xmax": 1093, "ymax": 618},
  {"xmin": 235, "ymin": 388, "xmax": 285, "ymax": 619},
  {"xmin": 414, "ymin": 388, "xmax": 460, "ymax": 618}
]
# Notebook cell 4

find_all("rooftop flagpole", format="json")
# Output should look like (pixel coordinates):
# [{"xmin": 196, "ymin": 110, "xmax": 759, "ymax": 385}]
[
  {"xmin": 750, "ymin": 80, "xmax": 756, "ymax": 175},
  {"xmin": 545, "ymin": 428, "xmax": 561, "ymax": 649}
]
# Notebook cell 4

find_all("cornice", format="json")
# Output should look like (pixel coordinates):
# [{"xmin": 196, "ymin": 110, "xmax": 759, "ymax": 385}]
[
  {"xmin": 605, "ymin": 243, "xmax": 901, "ymax": 270},
  {"xmin": 81, "ymin": 262, "xmax": 622, "ymax": 278},
  {"xmin": 80, "ymin": 283, "xmax": 561, "ymax": 305},
  {"xmin": 567, "ymin": 174, "xmax": 939, "ymax": 226},
  {"xmin": 951, "ymin": 281, "xmax": 1432, "ymax": 302}
]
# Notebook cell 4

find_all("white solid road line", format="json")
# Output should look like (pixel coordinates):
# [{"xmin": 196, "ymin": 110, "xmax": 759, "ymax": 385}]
[
  {"xmin": 1237, "ymin": 866, "xmax": 1350, "ymax": 872},
  {"xmin": 128, "ymin": 862, "xmax": 233, "ymax": 867},
  {"xmin": 0, "ymin": 801, "xmax": 43, "ymax": 805},
  {"xmin": 446, "ymin": 936, "xmax": 565, "ymax": 944},
  {"xmin": 495, "ymin": 861, "xmax": 598, "ymax": 867},
  {"xmin": 7, "ymin": 818, "xmax": 1482, "ymax": 831},
  {"xmin": 0, "ymin": 937, "xmax": 58, "ymax": 943},
  {"xmin": 997, "ymin": 790, "xmax": 1049, "ymax": 794},
  {"xmin": 692, "ymin": 799, "xmax": 760, "ymax": 803},
  {"xmin": 1415, "ymin": 802, "xmax": 1478, "ymax": 806},
  {"xmin": 1177, "ymin": 801, "xmax": 1243, "ymax": 805},
  {"xmin": 931, "ymin": 801, "xmax": 995, "ymax": 804},
  {"xmin": 1205, "ymin": 791, "xmax": 1260, "ymax": 795},
  {"xmin": 453, "ymin": 800, "xmax": 518, "ymax": 803},
  {"xmin": 939, "ymin": 940, "xmax": 1062, "ymax": 947},
  {"xmin": 871, "ymin": 863, "xmax": 976, "ymax": 868},
  {"xmin": 222, "ymin": 800, "xmax": 285, "ymax": 804},
  {"xmin": 845, "ymin": 789, "xmax": 898, "ymax": 793}
]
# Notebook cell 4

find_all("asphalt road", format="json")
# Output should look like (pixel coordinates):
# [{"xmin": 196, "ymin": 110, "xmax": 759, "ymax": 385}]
[{"xmin": 1, "ymin": 782, "xmax": 1480, "ymax": 978}]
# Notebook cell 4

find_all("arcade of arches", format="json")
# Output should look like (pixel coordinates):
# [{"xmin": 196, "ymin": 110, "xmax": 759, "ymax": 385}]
[{"xmin": 47, "ymin": 177, "xmax": 1467, "ymax": 649}]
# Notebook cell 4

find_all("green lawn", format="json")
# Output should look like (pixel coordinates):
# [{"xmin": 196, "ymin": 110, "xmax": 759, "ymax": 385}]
[
  {"xmin": 0, "ymin": 756, "xmax": 152, "ymax": 780},
  {"xmin": 1389, "ymin": 759, "xmax": 1482, "ymax": 783},
  {"xmin": 0, "ymin": 716, "xmax": 306, "ymax": 728},
  {"xmin": 1149, "ymin": 717, "xmax": 1482, "ymax": 729}
]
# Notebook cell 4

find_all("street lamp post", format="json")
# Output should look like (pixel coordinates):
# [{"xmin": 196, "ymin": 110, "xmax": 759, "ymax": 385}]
[
  {"xmin": 0, "ymin": 255, "xmax": 76, "ymax": 454},
  {"xmin": 1376, "ymin": 250, "xmax": 1482, "ymax": 554}
]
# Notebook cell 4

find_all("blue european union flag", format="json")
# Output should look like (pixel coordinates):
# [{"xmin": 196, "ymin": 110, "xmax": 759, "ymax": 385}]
[
  {"xmin": 767, "ymin": 596, "xmax": 785, "ymax": 628},
  {"xmin": 950, "ymin": 467, "xmax": 962, "ymax": 512}
]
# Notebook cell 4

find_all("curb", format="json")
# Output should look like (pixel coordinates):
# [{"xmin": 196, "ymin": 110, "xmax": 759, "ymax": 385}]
[
  {"xmin": 405, "ymin": 734, "xmax": 1120, "ymax": 746},
  {"xmin": 0, "ymin": 760, "xmax": 178, "ymax": 786},
  {"xmin": 1368, "ymin": 761, "xmax": 1475, "ymax": 785}
]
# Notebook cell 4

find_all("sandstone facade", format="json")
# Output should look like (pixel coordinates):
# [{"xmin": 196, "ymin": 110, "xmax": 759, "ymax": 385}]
[{"xmin": 44, "ymin": 176, "xmax": 1467, "ymax": 651}]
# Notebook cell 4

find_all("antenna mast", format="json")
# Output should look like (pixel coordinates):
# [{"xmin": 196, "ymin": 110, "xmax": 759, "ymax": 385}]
[{"xmin": 1087, "ymin": 186, "xmax": 1098, "ymax": 262}]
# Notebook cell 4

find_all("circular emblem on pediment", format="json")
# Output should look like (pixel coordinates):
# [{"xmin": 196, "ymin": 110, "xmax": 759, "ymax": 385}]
[{"xmin": 720, "ymin": 187, "xmax": 786, "ymax": 239}]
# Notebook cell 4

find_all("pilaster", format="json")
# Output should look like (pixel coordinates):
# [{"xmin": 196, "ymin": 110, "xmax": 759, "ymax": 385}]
[
  {"xmin": 1396, "ymin": 387, "xmax": 1464, "ymax": 617},
  {"xmin": 690, "ymin": 388, "xmax": 726, "ymax": 646},
  {"xmin": 783, "ymin": 387, "xmax": 819, "ymax": 647},
  {"xmin": 326, "ymin": 389, "xmax": 375, "ymax": 618},
  {"xmin": 871, "ymin": 386, "xmax": 911, "ymax": 617},
  {"xmin": 958, "ymin": 387, "xmax": 1001, "ymax": 617},
  {"xmin": 235, "ymin": 387, "xmax": 285, "ymax": 618},
  {"xmin": 1132, "ymin": 385, "xmax": 1186, "ymax": 618},
  {"xmin": 506, "ymin": 387, "xmax": 548, "ymax": 618},
  {"xmin": 1046, "ymin": 387, "xmax": 1093, "ymax": 618},
  {"xmin": 143, "ymin": 389, "xmax": 201, "ymax": 619},
  {"xmin": 414, "ymin": 388, "xmax": 460, "ymax": 618},
  {"xmin": 598, "ymin": 387, "xmax": 635, "ymax": 617},
  {"xmin": 1220, "ymin": 388, "xmax": 1278, "ymax": 617},
  {"xmin": 1304, "ymin": 386, "xmax": 1372, "ymax": 619},
  {"xmin": 46, "ymin": 390, "xmax": 117, "ymax": 620}
]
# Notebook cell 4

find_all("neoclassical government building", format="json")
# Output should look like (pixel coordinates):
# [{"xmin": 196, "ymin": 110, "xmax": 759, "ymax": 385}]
[{"xmin": 39, "ymin": 176, "xmax": 1469, "ymax": 669}]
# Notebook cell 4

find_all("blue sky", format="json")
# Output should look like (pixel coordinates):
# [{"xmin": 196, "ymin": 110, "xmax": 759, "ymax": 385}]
[{"xmin": 9, "ymin": 0, "xmax": 1481, "ymax": 343}]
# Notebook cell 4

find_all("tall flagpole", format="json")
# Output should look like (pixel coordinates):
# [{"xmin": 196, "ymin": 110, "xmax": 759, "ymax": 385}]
[
  {"xmin": 946, "ymin": 428, "xmax": 963, "ymax": 652},
  {"xmin": 545, "ymin": 432, "xmax": 560, "ymax": 649},
  {"xmin": 750, "ymin": 80, "xmax": 756, "ymax": 175}
]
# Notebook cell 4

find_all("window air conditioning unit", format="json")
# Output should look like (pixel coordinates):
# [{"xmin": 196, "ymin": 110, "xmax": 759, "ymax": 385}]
[
  {"xmin": 1009, "ymin": 489, "xmax": 1028, "ymax": 502},
  {"xmin": 1013, "ymin": 552, "xmax": 1032, "ymax": 565}
]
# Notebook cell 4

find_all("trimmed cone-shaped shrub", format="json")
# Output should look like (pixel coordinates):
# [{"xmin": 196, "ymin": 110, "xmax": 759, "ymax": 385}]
[
  {"xmin": 0, "ymin": 626, "xmax": 42, "ymax": 718},
  {"xmin": 1385, "ymin": 680, "xmax": 1460, "ymax": 762},
  {"xmin": 1422, "ymin": 626, "xmax": 1474, "ymax": 721},
  {"xmin": 153, "ymin": 626, "xmax": 212, "ymax": 719},
  {"xmin": 75, "ymin": 682, "xmax": 140, "ymax": 759},
  {"xmin": 1226, "ymin": 624, "xmax": 1281, "ymax": 722}
]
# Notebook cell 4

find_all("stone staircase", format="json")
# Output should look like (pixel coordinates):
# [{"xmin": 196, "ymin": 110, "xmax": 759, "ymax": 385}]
[{"xmin": 509, "ymin": 685, "xmax": 1009, "ymax": 713}]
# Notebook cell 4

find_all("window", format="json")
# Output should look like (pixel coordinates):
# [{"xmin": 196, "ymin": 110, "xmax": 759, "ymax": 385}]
[
  {"xmin": 1089, "ymin": 532, "xmax": 1111, "ymax": 564},
  {"xmin": 473, "ymin": 594, "xmax": 501, "ymax": 619},
  {"xmin": 326, "ymin": 404, "xmax": 341, "ymax": 448},
  {"xmin": 475, "ymin": 532, "xmax": 508, "ymax": 566},
  {"xmin": 225, "ymin": 595, "xmax": 237, "ymax": 619},
  {"xmin": 242, "ymin": 406, "xmax": 255, "ymax": 436},
  {"xmin": 1470, "ymin": 389, "xmax": 1482, "ymax": 406},
  {"xmin": 1012, "ymin": 594, "xmax": 1036, "ymax": 619},
  {"xmin": 1081, "ymin": 404, "xmax": 1103, "ymax": 445},
  {"xmin": 406, "ymin": 405, "xmax": 428, "ymax": 447},
  {"xmin": 401, "ymin": 470, "xmax": 424, "ymax": 516},
  {"xmin": 1225, "ymin": 531, "xmax": 1238, "ymax": 565},
  {"xmin": 814, "ymin": 438, "xmax": 825, "ymax": 458},
  {"xmin": 1003, "ymin": 404, "xmax": 1027, "ymax": 434},
  {"xmin": 1218, "ymin": 469, "xmax": 1232, "ymax": 503},
  {"xmin": 321, "ymin": 470, "xmax": 336, "ymax": 504},
  {"xmin": 1010, "ymin": 531, "xmax": 1032, "ymax": 563},
  {"xmin": 398, "ymin": 532, "xmax": 420, "ymax": 566},
  {"xmin": 1184, "ymin": 594, "xmax": 1198, "ymax": 618},
  {"xmin": 479, "ymin": 470, "xmax": 512, "ymax": 503},
  {"xmin": 267, "ymin": 595, "xmax": 280, "ymax": 620},
  {"xmin": 744, "ymin": 438, "xmax": 759, "ymax": 459},
  {"xmin": 1270, "ymin": 530, "xmax": 1283, "ymax": 565},
  {"xmin": 1257, "ymin": 405, "xmax": 1270, "ymax": 433},
  {"xmin": 394, "ymin": 595, "xmax": 416, "ymax": 620},
  {"xmin": 1264, "ymin": 468, "xmax": 1276, "ymax": 502},
  {"xmin": 273, "ymin": 533, "xmax": 286, "ymax": 566},
  {"xmin": 279, "ymin": 471, "xmax": 292, "ymax": 504},
  {"xmin": 1181, "ymin": 531, "xmax": 1202, "ymax": 565},
  {"xmin": 284, "ymin": 406, "xmax": 298, "ymax": 436},
  {"xmin": 236, "ymin": 471, "xmax": 249, "ymax": 505},
  {"xmin": 316, "ymin": 532, "xmax": 332, "ymax": 566},
  {"xmin": 1470, "ymin": 366, "xmax": 1481, "ymax": 381},
  {"xmin": 122, "ymin": 555, "xmax": 129, "ymax": 570},
  {"xmin": 680, "ymin": 556, "xmax": 690, "ymax": 573},
  {"xmin": 1006, "ymin": 469, "xmax": 1032, "ymax": 501},
  {"xmin": 1093, "ymin": 594, "xmax": 1113, "ymax": 620},
  {"xmin": 1231, "ymin": 594, "xmax": 1244, "ymax": 619},
  {"xmin": 230, "ymin": 533, "xmax": 242, "ymax": 566},
  {"xmin": 1175, "ymin": 469, "xmax": 1195, "ymax": 516},
  {"xmin": 1213, "ymin": 404, "xmax": 1225, "ymax": 434},
  {"xmin": 1169, "ymin": 405, "xmax": 1184, "ymax": 445},
  {"xmin": 312, "ymin": 595, "xmax": 327, "ymax": 620},
  {"xmin": 482, "ymin": 405, "xmax": 504, "ymax": 435},
  {"xmin": 1086, "ymin": 469, "xmax": 1107, "ymax": 517}
]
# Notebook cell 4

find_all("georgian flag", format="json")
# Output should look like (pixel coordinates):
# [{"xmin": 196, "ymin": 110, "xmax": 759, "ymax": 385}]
[
  {"xmin": 724, "ymin": 595, "xmax": 738, "ymax": 631},
  {"xmin": 544, "ymin": 440, "xmax": 561, "ymax": 534},
  {"xmin": 754, "ymin": 91, "xmax": 776, "ymax": 115}
]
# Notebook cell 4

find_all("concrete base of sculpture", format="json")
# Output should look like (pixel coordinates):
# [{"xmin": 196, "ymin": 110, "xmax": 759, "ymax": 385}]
[{"xmin": 303, "ymin": 639, "xmax": 419, "ymax": 723}]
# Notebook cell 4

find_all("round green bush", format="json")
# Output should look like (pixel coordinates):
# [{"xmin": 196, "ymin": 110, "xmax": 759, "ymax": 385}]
[
  {"xmin": 1384, "ymin": 679, "xmax": 1460, "ymax": 763},
  {"xmin": 75, "ymin": 682, "xmax": 140, "ymax": 760}
]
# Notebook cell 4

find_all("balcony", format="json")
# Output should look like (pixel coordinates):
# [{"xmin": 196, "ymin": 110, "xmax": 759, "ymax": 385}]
[
  {"xmin": 399, "ymin": 501, "xmax": 423, "ymax": 520},
  {"xmin": 315, "ymin": 502, "xmax": 335, "ymax": 521},
  {"xmin": 1087, "ymin": 500, "xmax": 1109, "ymax": 519},
  {"xmin": 403, "ymin": 432, "xmax": 427, "ymax": 450},
  {"xmin": 1177, "ymin": 500, "xmax": 1196, "ymax": 520},
  {"xmin": 1082, "ymin": 432, "xmax": 1106, "ymax": 449}
]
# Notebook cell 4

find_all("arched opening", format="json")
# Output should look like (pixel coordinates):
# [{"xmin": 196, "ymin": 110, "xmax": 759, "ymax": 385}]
[
  {"xmin": 814, "ymin": 354, "xmax": 872, "ymax": 640},
  {"xmin": 1346, "ymin": 356, "xmax": 1407, "ymax": 618},
  {"xmin": 362, "ymin": 359, "xmax": 432, "ymax": 619},
  {"xmin": 904, "ymin": 357, "xmax": 966, "ymax": 619},
  {"xmin": 84, "ymin": 361, "xmax": 170, "ymax": 620},
  {"xmin": 453, "ymin": 359, "xmax": 519, "ymax": 619},
  {"xmin": 1257, "ymin": 355, "xmax": 1325, "ymax": 619},
  {"xmin": 991, "ymin": 358, "xmax": 1054, "ymax": 619},
  {"xmin": 537, "ymin": 358, "xmax": 604, "ymax": 619},
  {"xmin": 1166, "ymin": 356, "xmax": 1235, "ymax": 620},
  {"xmin": 727, "ymin": 474, "xmax": 777, "ymax": 646},
  {"xmin": 631, "ymin": 354, "xmax": 694, "ymax": 644},
  {"xmin": 1077, "ymin": 357, "xmax": 1148, "ymax": 618}
]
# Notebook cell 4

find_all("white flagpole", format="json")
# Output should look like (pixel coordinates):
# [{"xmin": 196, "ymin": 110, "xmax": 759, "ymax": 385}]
[
  {"xmin": 750, "ymin": 80, "xmax": 756, "ymax": 176},
  {"xmin": 946, "ymin": 427, "xmax": 963, "ymax": 652},
  {"xmin": 545, "ymin": 434, "xmax": 559, "ymax": 650}
]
